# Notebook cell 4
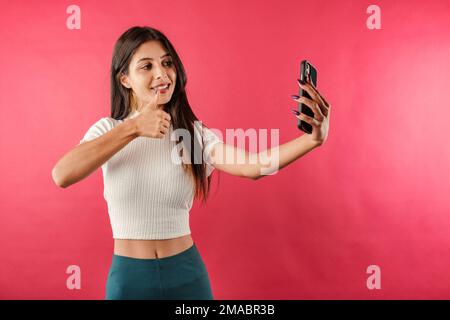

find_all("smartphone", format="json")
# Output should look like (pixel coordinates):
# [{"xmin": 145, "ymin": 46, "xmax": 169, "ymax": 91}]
[{"xmin": 297, "ymin": 60, "xmax": 318, "ymax": 134}]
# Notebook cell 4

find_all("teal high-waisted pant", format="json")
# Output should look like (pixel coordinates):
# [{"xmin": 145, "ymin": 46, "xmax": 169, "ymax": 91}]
[{"xmin": 105, "ymin": 243, "xmax": 214, "ymax": 300}]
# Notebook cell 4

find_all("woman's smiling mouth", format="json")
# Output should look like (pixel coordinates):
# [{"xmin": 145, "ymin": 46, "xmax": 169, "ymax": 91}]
[{"xmin": 152, "ymin": 83, "xmax": 170, "ymax": 93}]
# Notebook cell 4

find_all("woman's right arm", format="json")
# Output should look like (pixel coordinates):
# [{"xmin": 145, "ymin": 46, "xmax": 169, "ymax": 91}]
[{"xmin": 51, "ymin": 119, "xmax": 138, "ymax": 188}]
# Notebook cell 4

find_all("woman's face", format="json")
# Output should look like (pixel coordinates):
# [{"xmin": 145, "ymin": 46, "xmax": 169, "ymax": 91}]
[{"xmin": 120, "ymin": 40, "xmax": 177, "ymax": 111}]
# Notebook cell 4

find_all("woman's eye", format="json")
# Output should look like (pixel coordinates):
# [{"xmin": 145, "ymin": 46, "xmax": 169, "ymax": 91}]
[{"xmin": 142, "ymin": 61, "xmax": 173, "ymax": 70}]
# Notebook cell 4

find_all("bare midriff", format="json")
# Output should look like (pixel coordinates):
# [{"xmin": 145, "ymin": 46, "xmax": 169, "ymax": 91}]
[{"xmin": 113, "ymin": 234, "xmax": 194, "ymax": 259}]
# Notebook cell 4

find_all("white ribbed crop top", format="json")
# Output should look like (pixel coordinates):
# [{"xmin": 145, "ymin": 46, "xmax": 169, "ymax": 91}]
[{"xmin": 79, "ymin": 110, "xmax": 222, "ymax": 240}]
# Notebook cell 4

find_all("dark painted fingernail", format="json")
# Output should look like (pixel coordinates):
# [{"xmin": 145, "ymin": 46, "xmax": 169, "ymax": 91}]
[
  {"xmin": 297, "ymin": 78, "xmax": 306, "ymax": 85},
  {"xmin": 291, "ymin": 108, "xmax": 300, "ymax": 115},
  {"xmin": 291, "ymin": 95, "xmax": 300, "ymax": 99}
]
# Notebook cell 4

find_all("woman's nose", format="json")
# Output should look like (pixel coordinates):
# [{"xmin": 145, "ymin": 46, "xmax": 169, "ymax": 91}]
[{"xmin": 152, "ymin": 66, "xmax": 166, "ymax": 79}]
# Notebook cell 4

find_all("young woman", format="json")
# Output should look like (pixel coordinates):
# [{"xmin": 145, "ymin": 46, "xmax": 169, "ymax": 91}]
[{"xmin": 51, "ymin": 26, "xmax": 331, "ymax": 300}]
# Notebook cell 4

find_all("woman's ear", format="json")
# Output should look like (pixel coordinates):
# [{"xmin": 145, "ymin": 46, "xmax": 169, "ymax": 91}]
[{"xmin": 119, "ymin": 73, "xmax": 131, "ymax": 89}]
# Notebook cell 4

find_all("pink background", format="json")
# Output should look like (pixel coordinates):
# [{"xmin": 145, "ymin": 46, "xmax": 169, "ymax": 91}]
[{"xmin": 1, "ymin": 0, "xmax": 449, "ymax": 299}]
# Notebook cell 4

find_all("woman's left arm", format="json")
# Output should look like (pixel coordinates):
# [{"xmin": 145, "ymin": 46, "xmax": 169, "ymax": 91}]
[{"xmin": 210, "ymin": 75, "xmax": 331, "ymax": 180}]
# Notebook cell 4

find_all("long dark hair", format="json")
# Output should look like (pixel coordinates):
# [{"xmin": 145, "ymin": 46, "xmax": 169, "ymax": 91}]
[{"xmin": 110, "ymin": 26, "xmax": 215, "ymax": 203}]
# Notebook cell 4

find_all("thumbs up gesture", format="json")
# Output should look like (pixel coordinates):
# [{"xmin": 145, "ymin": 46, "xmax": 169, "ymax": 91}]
[{"xmin": 133, "ymin": 89, "xmax": 172, "ymax": 139}]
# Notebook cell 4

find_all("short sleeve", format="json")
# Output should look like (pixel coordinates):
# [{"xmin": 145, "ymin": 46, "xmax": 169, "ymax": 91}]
[
  {"xmin": 79, "ymin": 117, "xmax": 116, "ymax": 145},
  {"xmin": 193, "ymin": 121, "xmax": 223, "ymax": 176}
]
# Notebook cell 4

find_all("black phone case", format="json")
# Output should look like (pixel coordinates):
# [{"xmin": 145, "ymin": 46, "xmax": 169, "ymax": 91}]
[{"xmin": 297, "ymin": 60, "xmax": 317, "ymax": 134}]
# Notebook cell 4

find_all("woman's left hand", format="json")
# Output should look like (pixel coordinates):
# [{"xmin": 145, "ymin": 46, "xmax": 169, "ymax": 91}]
[{"xmin": 292, "ymin": 75, "xmax": 331, "ymax": 146}]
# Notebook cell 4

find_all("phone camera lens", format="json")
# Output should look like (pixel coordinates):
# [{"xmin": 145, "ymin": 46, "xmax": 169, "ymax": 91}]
[{"xmin": 306, "ymin": 64, "xmax": 310, "ymax": 74}]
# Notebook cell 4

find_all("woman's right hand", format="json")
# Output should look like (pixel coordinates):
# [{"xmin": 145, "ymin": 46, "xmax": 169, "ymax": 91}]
[{"xmin": 133, "ymin": 90, "xmax": 172, "ymax": 139}]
